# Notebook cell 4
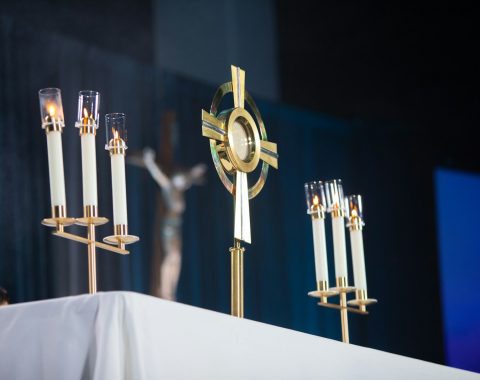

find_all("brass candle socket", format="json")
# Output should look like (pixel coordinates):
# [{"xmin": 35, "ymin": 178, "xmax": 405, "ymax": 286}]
[
  {"xmin": 75, "ymin": 205, "xmax": 109, "ymax": 226},
  {"xmin": 41, "ymin": 205, "xmax": 75, "ymax": 229},
  {"xmin": 104, "ymin": 224, "xmax": 139, "ymax": 251},
  {"xmin": 107, "ymin": 137, "xmax": 127, "ymax": 156},
  {"xmin": 347, "ymin": 289, "xmax": 378, "ymax": 312},
  {"xmin": 307, "ymin": 280, "xmax": 339, "ymax": 303}
]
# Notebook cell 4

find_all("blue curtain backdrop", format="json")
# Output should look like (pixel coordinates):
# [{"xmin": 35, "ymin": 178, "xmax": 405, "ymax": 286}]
[{"xmin": 0, "ymin": 15, "xmax": 444, "ymax": 363}]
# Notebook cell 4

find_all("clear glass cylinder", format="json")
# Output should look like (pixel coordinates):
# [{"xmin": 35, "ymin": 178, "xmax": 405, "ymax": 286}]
[
  {"xmin": 346, "ymin": 194, "xmax": 365, "ymax": 227},
  {"xmin": 304, "ymin": 181, "xmax": 326, "ymax": 216},
  {"xmin": 39, "ymin": 88, "xmax": 65, "ymax": 129},
  {"xmin": 76, "ymin": 90, "xmax": 100, "ymax": 128},
  {"xmin": 105, "ymin": 113, "xmax": 128, "ymax": 149},
  {"xmin": 325, "ymin": 179, "xmax": 345, "ymax": 213}
]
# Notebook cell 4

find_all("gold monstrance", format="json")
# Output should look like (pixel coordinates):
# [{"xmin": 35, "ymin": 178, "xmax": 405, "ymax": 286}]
[{"xmin": 202, "ymin": 66, "xmax": 278, "ymax": 317}]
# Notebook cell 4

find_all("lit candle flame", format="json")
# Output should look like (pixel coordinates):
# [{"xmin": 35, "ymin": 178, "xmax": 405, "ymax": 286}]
[
  {"xmin": 48, "ymin": 104, "xmax": 56, "ymax": 117},
  {"xmin": 83, "ymin": 108, "xmax": 89, "ymax": 119},
  {"xmin": 351, "ymin": 208, "xmax": 358, "ymax": 217},
  {"xmin": 313, "ymin": 195, "xmax": 319, "ymax": 206},
  {"xmin": 112, "ymin": 128, "xmax": 119, "ymax": 140}
]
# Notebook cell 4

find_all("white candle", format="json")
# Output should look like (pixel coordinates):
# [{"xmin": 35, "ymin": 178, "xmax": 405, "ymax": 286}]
[
  {"xmin": 110, "ymin": 151, "xmax": 128, "ymax": 225},
  {"xmin": 46, "ymin": 131, "xmax": 66, "ymax": 207},
  {"xmin": 81, "ymin": 133, "xmax": 98, "ymax": 207},
  {"xmin": 311, "ymin": 217, "xmax": 329, "ymax": 283},
  {"xmin": 350, "ymin": 229, "xmax": 367, "ymax": 291},
  {"xmin": 332, "ymin": 216, "xmax": 348, "ymax": 279}
]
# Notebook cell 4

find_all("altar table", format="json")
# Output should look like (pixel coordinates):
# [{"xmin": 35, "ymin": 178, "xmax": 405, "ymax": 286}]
[{"xmin": 0, "ymin": 291, "xmax": 477, "ymax": 379}]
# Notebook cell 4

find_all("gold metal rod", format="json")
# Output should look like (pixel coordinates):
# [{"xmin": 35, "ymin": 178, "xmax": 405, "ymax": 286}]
[
  {"xmin": 87, "ymin": 223, "xmax": 97, "ymax": 294},
  {"xmin": 230, "ymin": 240, "xmax": 244, "ymax": 318},
  {"xmin": 340, "ymin": 291, "xmax": 350, "ymax": 343}
]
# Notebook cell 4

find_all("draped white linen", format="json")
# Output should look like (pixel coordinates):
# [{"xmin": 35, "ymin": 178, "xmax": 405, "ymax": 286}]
[{"xmin": 0, "ymin": 292, "xmax": 477, "ymax": 380}]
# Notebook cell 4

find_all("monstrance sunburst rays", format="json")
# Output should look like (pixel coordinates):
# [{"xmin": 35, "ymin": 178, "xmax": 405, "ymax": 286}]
[{"xmin": 202, "ymin": 65, "xmax": 278, "ymax": 244}]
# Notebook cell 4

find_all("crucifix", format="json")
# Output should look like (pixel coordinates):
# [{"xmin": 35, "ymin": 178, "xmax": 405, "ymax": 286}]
[
  {"xmin": 128, "ymin": 111, "xmax": 206, "ymax": 300},
  {"xmin": 201, "ymin": 65, "xmax": 278, "ymax": 317}
]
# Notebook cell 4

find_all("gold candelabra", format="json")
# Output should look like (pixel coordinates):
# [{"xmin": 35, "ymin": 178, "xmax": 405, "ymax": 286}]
[
  {"xmin": 202, "ymin": 66, "xmax": 278, "ymax": 317},
  {"xmin": 305, "ymin": 180, "xmax": 376, "ymax": 343},
  {"xmin": 39, "ymin": 89, "xmax": 138, "ymax": 294}
]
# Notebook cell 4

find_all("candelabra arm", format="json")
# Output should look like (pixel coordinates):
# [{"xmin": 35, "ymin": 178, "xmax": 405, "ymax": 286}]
[
  {"xmin": 52, "ymin": 229, "xmax": 129, "ymax": 254},
  {"xmin": 316, "ymin": 301, "xmax": 368, "ymax": 314}
]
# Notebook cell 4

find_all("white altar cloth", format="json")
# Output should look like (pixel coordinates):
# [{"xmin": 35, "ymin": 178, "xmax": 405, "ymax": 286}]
[{"xmin": 0, "ymin": 291, "xmax": 477, "ymax": 380}]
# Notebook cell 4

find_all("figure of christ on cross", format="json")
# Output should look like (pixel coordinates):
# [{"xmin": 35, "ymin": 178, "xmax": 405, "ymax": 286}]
[{"xmin": 128, "ymin": 111, "xmax": 206, "ymax": 300}]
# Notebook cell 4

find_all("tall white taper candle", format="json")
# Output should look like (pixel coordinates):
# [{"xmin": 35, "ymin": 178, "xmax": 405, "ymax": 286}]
[
  {"xmin": 46, "ymin": 131, "xmax": 66, "ymax": 207},
  {"xmin": 110, "ymin": 151, "xmax": 128, "ymax": 225},
  {"xmin": 332, "ymin": 216, "xmax": 348, "ymax": 279},
  {"xmin": 81, "ymin": 133, "xmax": 98, "ymax": 207},
  {"xmin": 312, "ymin": 217, "xmax": 329, "ymax": 283},
  {"xmin": 350, "ymin": 228, "xmax": 367, "ymax": 291}
]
